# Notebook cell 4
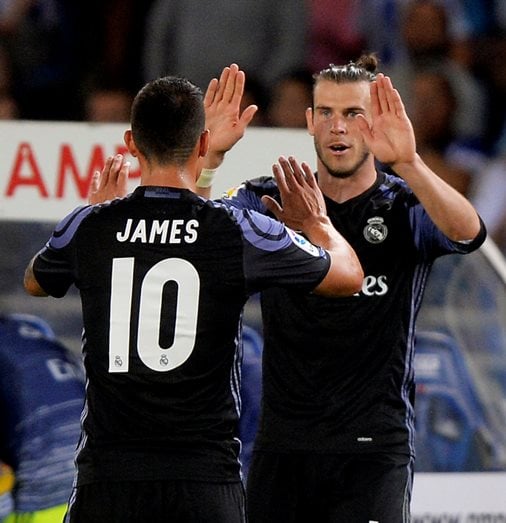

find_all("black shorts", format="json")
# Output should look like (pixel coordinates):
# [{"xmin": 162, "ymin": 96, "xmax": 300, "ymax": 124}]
[
  {"xmin": 246, "ymin": 451, "xmax": 413, "ymax": 523},
  {"xmin": 64, "ymin": 479, "xmax": 246, "ymax": 523}
]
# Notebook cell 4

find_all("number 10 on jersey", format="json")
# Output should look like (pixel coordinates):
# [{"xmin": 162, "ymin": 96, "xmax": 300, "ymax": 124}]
[{"xmin": 108, "ymin": 257, "xmax": 200, "ymax": 373}]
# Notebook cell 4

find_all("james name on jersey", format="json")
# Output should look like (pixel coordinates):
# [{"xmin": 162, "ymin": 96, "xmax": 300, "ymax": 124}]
[{"xmin": 116, "ymin": 218, "xmax": 199, "ymax": 244}]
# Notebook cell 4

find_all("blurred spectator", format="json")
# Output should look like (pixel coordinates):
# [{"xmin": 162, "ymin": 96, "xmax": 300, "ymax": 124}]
[
  {"xmin": 361, "ymin": 0, "xmax": 493, "ymax": 69},
  {"xmin": 493, "ymin": 0, "xmax": 506, "ymax": 32},
  {"xmin": 431, "ymin": 0, "xmax": 492, "ymax": 69},
  {"xmin": 0, "ymin": 313, "xmax": 85, "ymax": 521},
  {"xmin": 306, "ymin": 0, "xmax": 365, "ymax": 73},
  {"xmin": 0, "ymin": 463, "xmax": 13, "ymax": 522},
  {"xmin": 142, "ymin": 0, "xmax": 307, "ymax": 91},
  {"xmin": 381, "ymin": 0, "xmax": 488, "ymax": 142},
  {"xmin": 0, "ymin": 95, "xmax": 16, "ymax": 118},
  {"xmin": 0, "ymin": 42, "xmax": 16, "ymax": 119},
  {"xmin": 0, "ymin": 0, "xmax": 152, "ymax": 121},
  {"xmin": 84, "ymin": 84, "xmax": 133, "ymax": 123},
  {"xmin": 472, "ymin": 32, "xmax": 506, "ymax": 154},
  {"xmin": 77, "ymin": 0, "xmax": 154, "ymax": 112},
  {"xmin": 359, "ymin": 0, "xmax": 405, "ymax": 68},
  {"xmin": 409, "ymin": 66, "xmax": 486, "ymax": 196},
  {"xmin": 459, "ymin": 0, "xmax": 498, "ymax": 39},
  {"xmin": 472, "ymin": 152, "xmax": 506, "ymax": 255},
  {"xmin": 0, "ymin": 1, "xmax": 83, "ymax": 120},
  {"xmin": 267, "ymin": 68, "xmax": 313, "ymax": 128},
  {"xmin": 240, "ymin": 72, "xmax": 270, "ymax": 127}
]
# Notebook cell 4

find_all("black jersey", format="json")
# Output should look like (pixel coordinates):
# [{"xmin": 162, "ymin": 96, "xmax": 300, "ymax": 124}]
[
  {"xmin": 31, "ymin": 186, "xmax": 332, "ymax": 485},
  {"xmin": 222, "ymin": 171, "xmax": 486, "ymax": 457}
]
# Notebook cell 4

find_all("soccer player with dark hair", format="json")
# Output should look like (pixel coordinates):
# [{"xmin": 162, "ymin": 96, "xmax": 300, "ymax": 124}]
[{"xmin": 23, "ymin": 66, "xmax": 363, "ymax": 522}]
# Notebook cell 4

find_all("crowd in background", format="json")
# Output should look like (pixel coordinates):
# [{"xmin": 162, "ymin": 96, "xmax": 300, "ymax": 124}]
[
  {"xmin": 0, "ymin": 0, "xmax": 505, "ymax": 253},
  {"xmin": 1, "ymin": 2, "xmax": 505, "ymax": 519}
]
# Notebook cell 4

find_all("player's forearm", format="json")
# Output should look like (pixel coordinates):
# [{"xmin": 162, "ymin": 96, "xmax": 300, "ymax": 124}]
[
  {"xmin": 392, "ymin": 154, "xmax": 481, "ymax": 242},
  {"xmin": 304, "ymin": 216, "xmax": 364, "ymax": 296},
  {"xmin": 23, "ymin": 259, "xmax": 48, "ymax": 297},
  {"xmin": 196, "ymin": 150, "xmax": 226, "ymax": 197},
  {"xmin": 195, "ymin": 166, "xmax": 219, "ymax": 198}
]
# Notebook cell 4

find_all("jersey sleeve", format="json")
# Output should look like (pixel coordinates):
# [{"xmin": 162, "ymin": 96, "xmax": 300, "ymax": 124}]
[
  {"xmin": 385, "ymin": 175, "xmax": 487, "ymax": 261},
  {"xmin": 409, "ymin": 203, "xmax": 487, "ymax": 259},
  {"xmin": 32, "ymin": 205, "xmax": 95, "ymax": 298},
  {"xmin": 232, "ymin": 207, "xmax": 331, "ymax": 295},
  {"xmin": 221, "ymin": 176, "xmax": 277, "ymax": 214}
]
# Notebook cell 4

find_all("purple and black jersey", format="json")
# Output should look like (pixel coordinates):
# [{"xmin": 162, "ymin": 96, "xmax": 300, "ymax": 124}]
[
  {"xmin": 31, "ymin": 186, "xmax": 331, "ymax": 485},
  {"xmin": 221, "ymin": 171, "xmax": 486, "ymax": 457}
]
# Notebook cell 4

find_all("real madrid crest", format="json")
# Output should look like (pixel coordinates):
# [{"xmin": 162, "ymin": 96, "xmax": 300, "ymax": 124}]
[{"xmin": 363, "ymin": 217, "xmax": 388, "ymax": 244}]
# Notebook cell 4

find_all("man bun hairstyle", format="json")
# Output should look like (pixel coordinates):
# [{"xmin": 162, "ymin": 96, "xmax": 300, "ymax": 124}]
[{"xmin": 314, "ymin": 53, "xmax": 379, "ymax": 85}]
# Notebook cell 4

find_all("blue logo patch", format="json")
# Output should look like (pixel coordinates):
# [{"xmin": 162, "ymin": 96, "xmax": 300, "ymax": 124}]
[{"xmin": 286, "ymin": 228, "xmax": 320, "ymax": 257}]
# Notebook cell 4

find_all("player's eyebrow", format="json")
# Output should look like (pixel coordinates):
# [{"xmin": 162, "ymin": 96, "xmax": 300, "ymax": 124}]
[
  {"xmin": 345, "ymin": 106, "xmax": 366, "ymax": 114},
  {"xmin": 314, "ymin": 104, "xmax": 365, "ymax": 113}
]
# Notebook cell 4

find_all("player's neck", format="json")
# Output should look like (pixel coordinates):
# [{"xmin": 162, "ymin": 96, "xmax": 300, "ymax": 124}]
[
  {"xmin": 318, "ymin": 163, "xmax": 377, "ymax": 204},
  {"xmin": 139, "ymin": 160, "xmax": 198, "ymax": 191}
]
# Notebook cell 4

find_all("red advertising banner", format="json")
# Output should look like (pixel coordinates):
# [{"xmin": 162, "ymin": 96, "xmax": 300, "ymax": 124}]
[{"xmin": 0, "ymin": 121, "xmax": 314, "ymax": 222}]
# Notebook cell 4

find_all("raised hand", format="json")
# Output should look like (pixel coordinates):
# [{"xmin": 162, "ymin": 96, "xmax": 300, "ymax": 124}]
[
  {"xmin": 356, "ymin": 73, "xmax": 417, "ymax": 168},
  {"xmin": 88, "ymin": 154, "xmax": 130, "ymax": 205},
  {"xmin": 203, "ymin": 64, "xmax": 258, "ymax": 168},
  {"xmin": 262, "ymin": 156, "xmax": 326, "ymax": 232}
]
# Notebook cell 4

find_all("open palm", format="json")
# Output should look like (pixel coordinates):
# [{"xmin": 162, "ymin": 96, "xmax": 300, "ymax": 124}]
[
  {"xmin": 357, "ymin": 74, "xmax": 416, "ymax": 168},
  {"xmin": 204, "ymin": 64, "xmax": 257, "ymax": 164}
]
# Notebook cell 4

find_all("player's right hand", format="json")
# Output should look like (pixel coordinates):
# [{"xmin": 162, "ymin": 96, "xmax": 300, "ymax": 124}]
[{"xmin": 88, "ymin": 154, "xmax": 130, "ymax": 204}]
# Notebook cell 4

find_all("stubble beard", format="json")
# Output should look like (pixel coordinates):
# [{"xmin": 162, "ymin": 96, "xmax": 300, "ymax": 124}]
[{"xmin": 315, "ymin": 141, "xmax": 370, "ymax": 180}]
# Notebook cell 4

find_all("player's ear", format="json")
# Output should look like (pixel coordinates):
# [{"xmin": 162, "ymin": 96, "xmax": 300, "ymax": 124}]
[
  {"xmin": 306, "ymin": 107, "xmax": 315, "ymax": 136},
  {"xmin": 124, "ymin": 129, "xmax": 138, "ymax": 157},
  {"xmin": 198, "ymin": 129, "xmax": 210, "ymax": 158}
]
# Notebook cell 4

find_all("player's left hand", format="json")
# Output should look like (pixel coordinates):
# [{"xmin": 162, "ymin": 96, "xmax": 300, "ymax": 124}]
[
  {"xmin": 88, "ymin": 154, "xmax": 130, "ymax": 204},
  {"xmin": 203, "ymin": 63, "xmax": 258, "ymax": 169},
  {"xmin": 356, "ymin": 73, "xmax": 417, "ymax": 168}
]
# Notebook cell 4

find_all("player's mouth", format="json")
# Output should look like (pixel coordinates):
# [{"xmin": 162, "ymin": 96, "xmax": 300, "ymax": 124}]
[{"xmin": 328, "ymin": 143, "xmax": 350, "ymax": 155}]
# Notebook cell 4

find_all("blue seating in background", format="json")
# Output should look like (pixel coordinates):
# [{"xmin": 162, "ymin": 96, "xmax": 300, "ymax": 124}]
[
  {"xmin": 414, "ymin": 330, "xmax": 496, "ymax": 471},
  {"xmin": 238, "ymin": 325, "xmax": 503, "ymax": 475}
]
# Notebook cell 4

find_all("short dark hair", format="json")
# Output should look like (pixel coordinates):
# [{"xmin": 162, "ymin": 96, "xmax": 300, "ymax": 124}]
[
  {"xmin": 130, "ymin": 76, "xmax": 205, "ymax": 165},
  {"xmin": 314, "ymin": 53, "xmax": 379, "ymax": 86}
]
